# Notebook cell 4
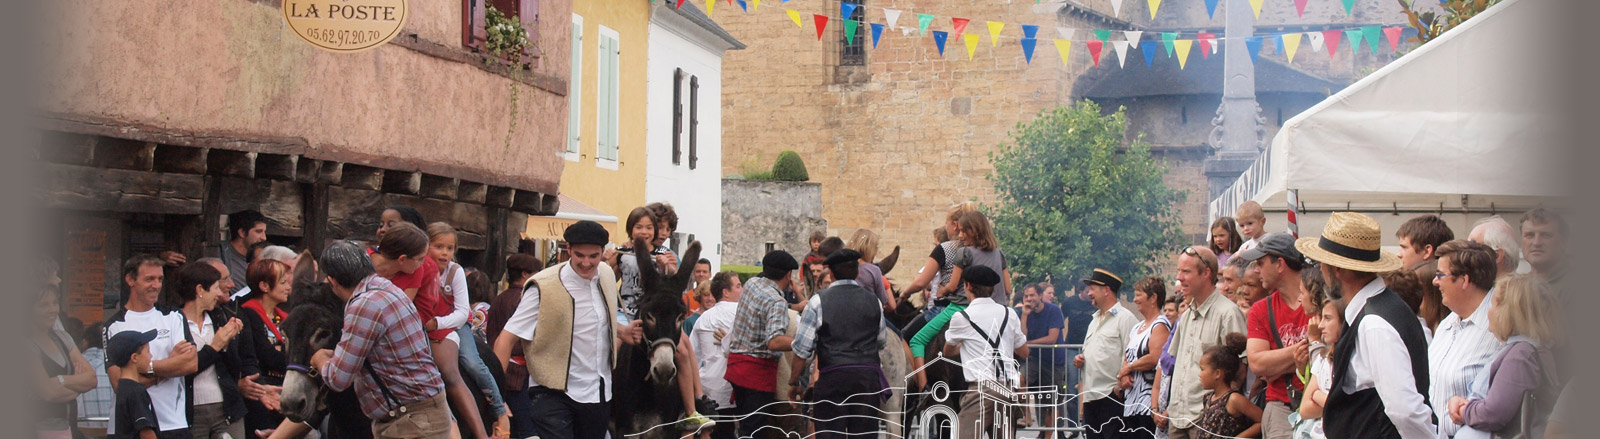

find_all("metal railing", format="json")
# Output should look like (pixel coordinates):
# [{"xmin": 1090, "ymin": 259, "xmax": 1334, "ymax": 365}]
[{"xmin": 1017, "ymin": 344, "xmax": 1085, "ymax": 436}]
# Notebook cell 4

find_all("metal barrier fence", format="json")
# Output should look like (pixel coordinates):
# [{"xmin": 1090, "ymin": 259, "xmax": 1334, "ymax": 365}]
[{"xmin": 1017, "ymin": 344, "xmax": 1084, "ymax": 436}]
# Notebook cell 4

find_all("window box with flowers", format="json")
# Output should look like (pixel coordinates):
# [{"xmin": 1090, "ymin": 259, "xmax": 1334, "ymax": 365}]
[{"xmin": 463, "ymin": 0, "xmax": 540, "ymax": 69}]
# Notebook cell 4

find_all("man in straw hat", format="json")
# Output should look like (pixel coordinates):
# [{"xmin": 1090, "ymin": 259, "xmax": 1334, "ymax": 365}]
[{"xmin": 1297, "ymin": 212, "xmax": 1435, "ymax": 439}]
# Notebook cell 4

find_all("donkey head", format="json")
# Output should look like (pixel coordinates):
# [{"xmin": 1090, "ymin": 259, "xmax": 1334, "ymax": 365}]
[
  {"xmin": 632, "ymin": 237, "xmax": 702, "ymax": 385},
  {"xmin": 277, "ymin": 283, "xmax": 344, "ymax": 423}
]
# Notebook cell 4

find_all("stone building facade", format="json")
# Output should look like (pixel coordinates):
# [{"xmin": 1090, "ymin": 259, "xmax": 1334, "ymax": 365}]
[{"xmin": 721, "ymin": 179, "xmax": 827, "ymax": 266}]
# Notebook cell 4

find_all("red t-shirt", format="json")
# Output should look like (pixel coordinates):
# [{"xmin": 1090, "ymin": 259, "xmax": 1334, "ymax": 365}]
[
  {"xmin": 376, "ymin": 252, "xmax": 451, "ymax": 341},
  {"xmin": 1246, "ymin": 291, "xmax": 1311, "ymax": 403}
]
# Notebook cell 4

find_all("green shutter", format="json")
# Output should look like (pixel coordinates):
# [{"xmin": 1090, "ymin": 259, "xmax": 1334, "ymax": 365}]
[
  {"xmin": 568, "ymin": 18, "xmax": 582, "ymax": 155},
  {"xmin": 598, "ymin": 32, "xmax": 620, "ymax": 162}
]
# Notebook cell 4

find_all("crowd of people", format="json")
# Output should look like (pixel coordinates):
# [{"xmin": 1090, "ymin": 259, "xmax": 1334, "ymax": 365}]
[{"xmin": 32, "ymin": 198, "xmax": 1574, "ymax": 439}]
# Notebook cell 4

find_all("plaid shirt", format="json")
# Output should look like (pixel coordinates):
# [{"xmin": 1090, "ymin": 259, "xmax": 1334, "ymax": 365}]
[
  {"xmin": 320, "ymin": 275, "xmax": 445, "ymax": 420},
  {"xmin": 726, "ymin": 276, "xmax": 792, "ymax": 359}
]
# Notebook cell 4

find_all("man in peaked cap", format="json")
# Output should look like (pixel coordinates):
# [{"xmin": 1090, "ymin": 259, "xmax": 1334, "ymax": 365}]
[
  {"xmin": 1236, "ymin": 233, "xmax": 1313, "ymax": 439},
  {"xmin": 1074, "ymin": 269, "xmax": 1138, "ymax": 439},
  {"xmin": 791, "ymin": 249, "xmax": 890, "ymax": 439},
  {"xmin": 944, "ymin": 265, "xmax": 1029, "ymax": 439}
]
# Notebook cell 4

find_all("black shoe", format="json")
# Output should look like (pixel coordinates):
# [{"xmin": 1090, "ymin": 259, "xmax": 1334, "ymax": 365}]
[{"xmin": 695, "ymin": 395, "xmax": 720, "ymax": 415}]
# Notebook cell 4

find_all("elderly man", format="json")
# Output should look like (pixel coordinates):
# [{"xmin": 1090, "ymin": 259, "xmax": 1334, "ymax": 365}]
[
  {"xmin": 1155, "ymin": 246, "xmax": 1246, "ymax": 439},
  {"xmin": 1427, "ymin": 240, "xmax": 1504, "ymax": 439},
  {"xmin": 1298, "ymin": 212, "xmax": 1434, "ymax": 439},
  {"xmin": 791, "ymin": 249, "xmax": 890, "ymax": 439},
  {"xmin": 1467, "ymin": 216, "xmax": 1521, "ymax": 280},
  {"xmin": 1237, "ymin": 233, "xmax": 1312, "ymax": 439},
  {"xmin": 307, "ymin": 241, "xmax": 447, "ymax": 439},
  {"xmin": 723, "ymin": 251, "xmax": 800, "ymax": 439},
  {"xmin": 1072, "ymin": 269, "xmax": 1137, "ymax": 439}
]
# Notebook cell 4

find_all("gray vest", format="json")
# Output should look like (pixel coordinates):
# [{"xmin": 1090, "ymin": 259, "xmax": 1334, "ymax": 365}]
[{"xmin": 816, "ymin": 283, "xmax": 883, "ymax": 369}]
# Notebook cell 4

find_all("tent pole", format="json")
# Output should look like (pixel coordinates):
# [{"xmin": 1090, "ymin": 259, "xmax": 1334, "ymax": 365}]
[{"xmin": 1287, "ymin": 189, "xmax": 1300, "ymax": 238}]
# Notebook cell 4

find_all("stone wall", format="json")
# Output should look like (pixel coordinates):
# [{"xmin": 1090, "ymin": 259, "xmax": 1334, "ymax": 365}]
[{"xmin": 721, "ymin": 179, "xmax": 826, "ymax": 266}]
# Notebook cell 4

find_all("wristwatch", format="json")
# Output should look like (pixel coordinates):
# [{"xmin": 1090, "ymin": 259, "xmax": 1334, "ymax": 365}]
[{"xmin": 148, "ymin": 358, "xmax": 156, "ymax": 375}]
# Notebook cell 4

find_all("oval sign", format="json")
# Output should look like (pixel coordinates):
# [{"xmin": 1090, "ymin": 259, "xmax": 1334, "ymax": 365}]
[{"xmin": 283, "ymin": 0, "xmax": 409, "ymax": 53}]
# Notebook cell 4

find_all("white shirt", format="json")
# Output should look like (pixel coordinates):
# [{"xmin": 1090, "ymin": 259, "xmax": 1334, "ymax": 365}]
[
  {"xmin": 435, "ymin": 261, "xmax": 472, "ymax": 331},
  {"xmin": 1238, "ymin": 238, "xmax": 1260, "ymax": 254},
  {"xmin": 691, "ymin": 301, "xmax": 740, "ymax": 408},
  {"xmin": 1082, "ymin": 302, "xmax": 1139, "ymax": 402},
  {"xmin": 186, "ymin": 314, "xmax": 224, "ymax": 405},
  {"xmin": 945, "ymin": 297, "xmax": 1027, "ymax": 386},
  {"xmin": 502, "ymin": 264, "xmax": 614, "ymax": 403},
  {"xmin": 1341, "ymin": 277, "xmax": 1436, "ymax": 439},
  {"xmin": 105, "ymin": 307, "xmax": 190, "ymax": 432},
  {"xmin": 1428, "ymin": 290, "xmax": 1503, "ymax": 439}
]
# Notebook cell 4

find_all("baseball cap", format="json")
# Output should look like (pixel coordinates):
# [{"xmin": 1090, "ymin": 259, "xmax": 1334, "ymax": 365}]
[{"xmin": 107, "ymin": 329, "xmax": 159, "ymax": 368}]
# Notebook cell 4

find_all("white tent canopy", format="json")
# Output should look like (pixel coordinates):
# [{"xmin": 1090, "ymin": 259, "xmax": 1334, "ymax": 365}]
[{"xmin": 1210, "ymin": 0, "xmax": 1564, "ymax": 225}]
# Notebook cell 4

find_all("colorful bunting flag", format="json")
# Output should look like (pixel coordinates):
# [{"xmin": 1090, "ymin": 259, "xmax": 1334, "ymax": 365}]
[
  {"xmin": 1174, "ymin": 39, "xmax": 1192, "ymax": 69},
  {"xmin": 738, "ymin": 0, "xmax": 747, "ymax": 13},
  {"xmin": 1245, "ymin": 36, "xmax": 1262, "ymax": 64},
  {"xmin": 1197, "ymin": 32, "xmax": 1215, "ymax": 59},
  {"xmin": 1284, "ymin": 33, "xmax": 1303, "ymax": 63},
  {"xmin": 1053, "ymin": 39, "xmax": 1072, "ymax": 66},
  {"xmin": 1022, "ymin": 25, "xmax": 1040, "ymax": 39},
  {"xmin": 1294, "ymin": 0, "xmax": 1309, "ymax": 17},
  {"xmin": 841, "ymin": 2, "xmax": 858, "ymax": 19},
  {"xmin": 884, "ymin": 9, "xmax": 902, "ymax": 31},
  {"xmin": 1161, "ymin": 32, "xmax": 1176, "ymax": 57},
  {"xmin": 786, "ymin": 9, "xmax": 802, "ymax": 27},
  {"xmin": 1140, "ymin": 41, "xmax": 1158, "ymax": 66},
  {"xmin": 814, "ymin": 14, "xmax": 828, "ymax": 40},
  {"xmin": 1341, "ymin": 0, "xmax": 1355, "ymax": 15},
  {"xmin": 1362, "ymin": 25, "xmax": 1382, "ymax": 54},
  {"xmin": 844, "ymin": 20, "xmax": 859, "ymax": 44},
  {"xmin": 1323, "ymin": 29, "xmax": 1343, "ymax": 58},
  {"xmin": 1271, "ymin": 34, "xmax": 1283, "ymax": 56},
  {"xmin": 1087, "ymin": 40, "xmax": 1103, "ymax": 67},
  {"xmin": 707, "ymin": 0, "xmax": 715, "ymax": 14},
  {"xmin": 1344, "ymin": 28, "xmax": 1363, "ymax": 57},
  {"xmin": 1057, "ymin": 27, "xmax": 1075, "ymax": 41},
  {"xmin": 676, "ymin": 0, "xmax": 685, "ymax": 10},
  {"xmin": 952, "ymin": 18, "xmax": 970, "ymax": 37},
  {"xmin": 1248, "ymin": 0, "xmax": 1264, "ymax": 19},
  {"xmin": 987, "ymin": 22, "xmax": 1005, "ymax": 47},
  {"xmin": 933, "ymin": 30, "xmax": 948, "ymax": 56},
  {"xmin": 964, "ymin": 33, "xmax": 979, "ymax": 59},
  {"xmin": 870, "ymin": 23, "xmax": 884, "ymax": 48},
  {"xmin": 1021, "ymin": 38, "xmax": 1038, "ymax": 63},
  {"xmin": 1148, "ymin": 0, "xmax": 1162, "ymax": 19},
  {"xmin": 1383, "ymin": 26, "xmax": 1404, "ymax": 52},
  {"xmin": 1307, "ymin": 32, "xmax": 1326, "ymax": 54},
  {"xmin": 1109, "ymin": 0, "xmax": 1125, "ymax": 16},
  {"xmin": 751, "ymin": 0, "xmax": 761, "ymax": 11},
  {"xmin": 1112, "ymin": 40, "xmax": 1130, "ymax": 68},
  {"xmin": 1124, "ymin": 31, "xmax": 1144, "ymax": 45},
  {"xmin": 1204, "ymin": 0, "xmax": 1220, "ymax": 19},
  {"xmin": 918, "ymin": 14, "xmax": 934, "ymax": 35},
  {"xmin": 1093, "ymin": 29, "xmax": 1112, "ymax": 43}
]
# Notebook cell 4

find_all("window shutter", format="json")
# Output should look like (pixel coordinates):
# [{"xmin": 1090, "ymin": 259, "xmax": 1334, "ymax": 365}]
[
  {"xmin": 596, "ymin": 34, "xmax": 611, "ymax": 161},
  {"xmin": 464, "ymin": 0, "xmax": 488, "ymax": 49},
  {"xmin": 598, "ymin": 32, "xmax": 621, "ymax": 162},
  {"xmin": 520, "ymin": 0, "xmax": 541, "ymax": 58},
  {"xmin": 689, "ymin": 75, "xmax": 699, "ymax": 170},
  {"xmin": 567, "ymin": 17, "xmax": 582, "ymax": 155},
  {"xmin": 672, "ymin": 68, "xmax": 683, "ymax": 165}
]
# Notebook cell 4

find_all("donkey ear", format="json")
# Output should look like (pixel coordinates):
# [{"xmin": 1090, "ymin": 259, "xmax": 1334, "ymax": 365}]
[
  {"xmin": 675, "ymin": 241, "xmax": 703, "ymax": 281},
  {"xmin": 633, "ymin": 237, "xmax": 659, "ymax": 293},
  {"xmin": 877, "ymin": 245, "xmax": 902, "ymax": 275}
]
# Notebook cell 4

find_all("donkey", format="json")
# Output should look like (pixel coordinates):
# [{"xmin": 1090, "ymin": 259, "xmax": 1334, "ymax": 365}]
[
  {"xmin": 277, "ymin": 282, "xmax": 372, "ymax": 439},
  {"xmin": 610, "ymin": 238, "xmax": 703, "ymax": 439}
]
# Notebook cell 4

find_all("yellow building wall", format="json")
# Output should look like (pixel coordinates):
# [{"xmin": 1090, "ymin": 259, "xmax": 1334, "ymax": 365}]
[{"xmin": 546, "ymin": 0, "xmax": 651, "ymax": 240}]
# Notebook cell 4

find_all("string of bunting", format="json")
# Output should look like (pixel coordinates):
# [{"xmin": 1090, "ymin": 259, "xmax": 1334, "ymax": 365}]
[{"xmin": 678, "ymin": 0, "xmax": 1413, "ymax": 68}]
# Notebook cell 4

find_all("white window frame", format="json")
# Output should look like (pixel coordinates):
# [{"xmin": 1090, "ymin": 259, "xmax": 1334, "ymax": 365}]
[
  {"xmin": 595, "ymin": 25, "xmax": 621, "ymax": 171},
  {"xmin": 565, "ymin": 14, "xmax": 583, "ymax": 162}
]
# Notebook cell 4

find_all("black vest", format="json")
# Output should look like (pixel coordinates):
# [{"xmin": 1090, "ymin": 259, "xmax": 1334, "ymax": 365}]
[
  {"xmin": 815, "ymin": 282, "xmax": 884, "ymax": 369},
  {"xmin": 1324, "ymin": 288, "xmax": 1433, "ymax": 439}
]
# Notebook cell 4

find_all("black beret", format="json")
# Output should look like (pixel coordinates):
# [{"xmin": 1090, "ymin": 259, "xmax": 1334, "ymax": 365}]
[
  {"xmin": 824, "ymin": 249, "xmax": 862, "ymax": 266},
  {"xmin": 962, "ymin": 265, "xmax": 1001, "ymax": 287},
  {"xmin": 563, "ymin": 221, "xmax": 610, "ymax": 247},
  {"xmin": 761, "ymin": 251, "xmax": 799, "ymax": 272}
]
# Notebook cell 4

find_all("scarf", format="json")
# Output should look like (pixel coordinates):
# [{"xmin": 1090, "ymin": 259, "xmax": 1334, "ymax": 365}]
[{"xmin": 241, "ymin": 297, "xmax": 288, "ymax": 345}]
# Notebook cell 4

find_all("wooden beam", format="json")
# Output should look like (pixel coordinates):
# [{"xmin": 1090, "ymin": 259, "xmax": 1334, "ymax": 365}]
[
  {"xmin": 302, "ymin": 183, "xmax": 330, "ymax": 256},
  {"xmin": 294, "ymin": 158, "xmax": 322, "ymax": 183},
  {"xmin": 40, "ymin": 132, "xmax": 95, "ymax": 166},
  {"xmin": 458, "ymin": 181, "xmax": 487, "ymax": 204},
  {"xmin": 39, "ymin": 163, "xmax": 205, "ymax": 215},
  {"xmin": 541, "ymin": 193, "xmax": 560, "ymax": 216},
  {"xmin": 381, "ymin": 170, "xmax": 421, "ymax": 195},
  {"xmin": 201, "ymin": 176, "xmax": 224, "ymax": 257},
  {"xmin": 153, "ymin": 145, "xmax": 208, "ymax": 174},
  {"xmin": 317, "ymin": 161, "xmax": 344, "ymax": 185},
  {"xmin": 341, "ymin": 164, "xmax": 382, "ymax": 190},
  {"xmin": 485, "ymin": 186, "xmax": 514, "ymax": 208},
  {"xmin": 420, "ymin": 174, "xmax": 459, "ymax": 200},
  {"xmin": 485, "ymin": 206, "xmax": 508, "ymax": 283},
  {"xmin": 207, "ymin": 149, "xmax": 255, "ymax": 178},
  {"xmin": 256, "ymin": 153, "xmax": 298, "ymax": 180},
  {"xmin": 92, "ymin": 138, "xmax": 156, "ymax": 171}
]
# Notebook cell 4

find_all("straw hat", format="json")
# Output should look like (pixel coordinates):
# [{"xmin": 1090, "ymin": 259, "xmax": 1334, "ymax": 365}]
[{"xmin": 1295, "ymin": 212, "xmax": 1403, "ymax": 273}]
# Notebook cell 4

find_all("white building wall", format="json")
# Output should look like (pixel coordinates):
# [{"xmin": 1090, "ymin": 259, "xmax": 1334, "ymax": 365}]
[{"xmin": 645, "ymin": 19, "xmax": 727, "ymax": 269}]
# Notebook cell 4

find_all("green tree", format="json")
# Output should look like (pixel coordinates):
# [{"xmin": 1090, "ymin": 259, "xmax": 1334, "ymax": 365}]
[
  {"xmin": 771, "ymin": 150, "xmax": 810, "ymax": 181},
  {"xmin": 1399, "ymin": 0, "xmax": 1500, "ymax": 46},
  {"xmin": 987, "ymin": 101, "xmax": 1187, "ymax": 297}
]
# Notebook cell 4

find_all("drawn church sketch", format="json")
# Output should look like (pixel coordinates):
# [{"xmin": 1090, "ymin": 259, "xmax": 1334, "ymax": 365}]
[{"xmin": 901, "ymin": 354, "xmax": 1059, "ymax": 439}]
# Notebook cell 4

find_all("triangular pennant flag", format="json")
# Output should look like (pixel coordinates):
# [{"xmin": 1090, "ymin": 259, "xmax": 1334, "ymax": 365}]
[
  {"xmin": 1245, "ymin": 36, "xmax": 1262, "ymax": 64},
  {"xmin": 1362, "ymin": 25, "xmax": 1382, "ymax": 54},
  {"xmin": 933, "ymin": 30, "xmax": 948, "ymax": 56},
  {"xmin": 884, "ymin": 9, "xmax": 903, "ymax": 31},
  {"xmin": 1124, "ymin": 31, "xmax": 1144, "ymax": 45},
  {"xmin": 917, "ymin": 14, "xmax": 934, "ymax": 35},
  {"xmin": 951, "ymin": 18, "xmax": 971, "ymax": 37},
  {"xmin": 963, "ymin": 33, "xmax": 979, "ymax": 59},
  {"xmin": 707, "ymin": 0, "xmax": 715, "ymax": 13},
  {"xmin": 1093, "ymin": 29, "xmax": 1112, "ymax": 43},
  {"xmin": 1284, "ymin": 33, "xmax": 1303, "ymax": 63},
  {"xmin": 1307, "ymin": 32, "xmax": 1325, "ymax": 54},
  {"xmin": 870, "ymin": 23, "xmax": 884, "ymax": 48},
  {"xmin": 814, "ymin": 14, "xmax": 828, "ymax": 40},
  {"xmin": 1270, "ymin": 34, "xmax": 1283, "ymax": 56},
  {"xmin": 1161, "ymin": 32, "xmax": 1176, "ymax": 57},
  {"xmin": 1197, "ymin": 32, "xmax": 1215, "ymax": 59},
  {"xmin": 1204, "ymin": 0, "xmax": 1220, "ymax": 19},
  {"xmin": 751, "ymin": 0, "xmax": 761, "ymax": 11},
  {"xmin": 1323, "ymin": 29, "xmax": 1342, "ymax": 58},
  {"xmin": 1112, "ymin": 40, "xmax": 1130, "ymax": 68},
  {"xmin": 1148, "ymin": 0, "xmax": 1163, "ymax": 19},
  {"xmin": 1053, "ymin": 39, "xmax": 1072, "ymax": 66},
  {"xmin": 1086, "ymin": 40, "xmax": 1103, "ymax": 67},
  {"xmin": 987, "ymin": 22, "xmax": 1004, "ymax": 47},
  {"xmin": 1057, "ymin": 27, "xmax": 1075, "ymax": 41},
  {"xmin": 1109, "ymin": 0, "xmax": 1125, "ymax": 16},
  {"xmin": 1344, "ymin": 28, "xmax": 1362, "ymax": 57},
  {"xmin": 841, "ymin": 2, "xmax": 858, "ymax": 19},
  {"xmin": 786, "ymin": 9, "xmax": 802, "ymax": 27},
  {"xmin": 1140, "ymin": 41, "xmax": 1158, "ymax": 66},
  {"xmin": 1248, "ymin": 0, "xmax": 1264, "ymax": 18},
  {"xmin": 1174, "ymin": 39, "xmax": 1192, "ymax": 69},
  {"xmin": 1022, "ymin": 25, "xmax": 1039, "ymax": 39},
  {"xmin": 1383, "ymin": 26, "xmax": 1404, "ymax": 52},
  {"xmin": 1294, "ymin": 0, "xmax": 1309, "ymax": 17},
  {"xmin": 738, "ymin": 0, "xmax": 747, "ymax": 13},
  {"xmin": 1341, "ymin": 0, "xmax": 1355, "ymax": 15},
  {"xmin": 676, "ymin": 0, "xmax": 685, "ymax": 10},
  {"xmin": 1021, "ymin": 38, "xmax": 1038, "ymax": 63},
  {"xmin": 725, "ymin": 0, "xmax": 732, "ymax": 4},
  {"xmin": 844, "ymin": 20, "xmax": 859, "ymax": 45}
]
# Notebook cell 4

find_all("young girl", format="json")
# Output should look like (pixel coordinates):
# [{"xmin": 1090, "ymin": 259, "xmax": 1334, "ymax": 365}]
[
  {"xmin": 1293, "ymin": 275, "xmax": 1342, "ymax": 439},
  {"xmin": 427, "ymin": 223, "xmax": 510, "ymax": 436},
  {"xmin": 937, "ymin": 210, "xmax": 1014, "ymax": 304},
  {"xmin": 1194, "ymin": 333, "xmax": 1262, "ymax": 439},
  {"xmin": 1211, "ymin": 217, "xmax": 1244, "ymax": 267}
]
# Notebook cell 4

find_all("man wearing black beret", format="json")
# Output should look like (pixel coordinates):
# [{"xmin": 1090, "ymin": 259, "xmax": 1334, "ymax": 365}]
[{"xmin": 791, "ymin": 249, "xmax": 889, "ymax": 439}]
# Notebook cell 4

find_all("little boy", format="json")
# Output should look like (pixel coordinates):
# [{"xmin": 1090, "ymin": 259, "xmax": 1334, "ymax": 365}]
[
  {"xmin": 107, "ymin": 330, "xmax": 161, "ymax": 439},
  {"xmin": 1236, "ymin": 201, "xmax": 1268, "ymax": 253}
]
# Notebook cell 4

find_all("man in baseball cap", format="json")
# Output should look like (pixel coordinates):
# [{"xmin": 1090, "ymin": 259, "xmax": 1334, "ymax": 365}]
[{"xmin": 1235, "ymin": 232, "xmax": 1313, "ymax": 439}]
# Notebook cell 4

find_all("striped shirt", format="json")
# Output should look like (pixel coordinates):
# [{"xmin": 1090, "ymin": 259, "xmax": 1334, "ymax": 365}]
[
  {"xmin": 726, "ymin": 276, "xmax": 792, "ymax": 359},
  {"xmin": 320, "ymin": 275, "xmax": 445, "ymax": 420},
  {"xmin": 1428, "ymin": 290, "xmax": 1503, "ymax": 439},
  {"xmin": 1124, "ymin": 315, "xmax": 1172, "ymax": 416}
]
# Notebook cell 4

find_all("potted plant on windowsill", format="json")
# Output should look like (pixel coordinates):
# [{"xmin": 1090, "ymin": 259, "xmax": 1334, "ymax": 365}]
[{"xmin": 484, "ymin": 5, "xmax": 533, "ymax": 69}]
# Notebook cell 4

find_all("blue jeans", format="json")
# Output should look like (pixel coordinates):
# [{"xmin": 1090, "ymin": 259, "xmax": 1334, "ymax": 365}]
[{"xmin": 456, "ymin": 325, "xmax": 508, "ymax": 417}]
